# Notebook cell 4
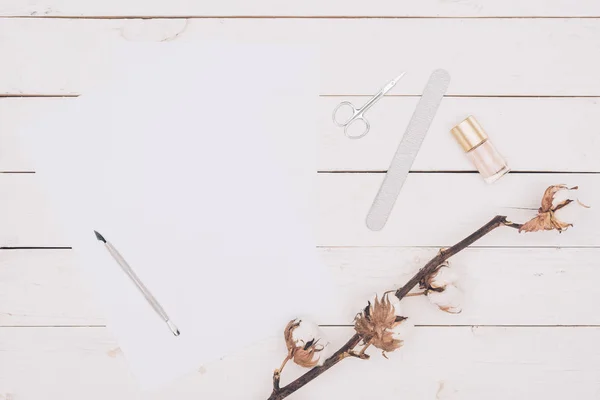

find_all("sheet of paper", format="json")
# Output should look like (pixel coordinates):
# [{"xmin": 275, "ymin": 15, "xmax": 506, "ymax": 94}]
[{"xmin": 19, "ymin": 42, "xmax": 335, "ymax": 389}]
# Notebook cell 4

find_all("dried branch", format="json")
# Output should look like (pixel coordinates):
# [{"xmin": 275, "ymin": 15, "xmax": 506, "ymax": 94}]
[{"xmin": 268, "ymin": 215, "xmax": 520, "ymax": 400}]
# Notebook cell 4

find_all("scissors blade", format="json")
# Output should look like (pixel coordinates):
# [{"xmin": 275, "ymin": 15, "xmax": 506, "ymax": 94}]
[{"xmin": 381, "ymin": 72, "xmax": 406, "ymax": 94}]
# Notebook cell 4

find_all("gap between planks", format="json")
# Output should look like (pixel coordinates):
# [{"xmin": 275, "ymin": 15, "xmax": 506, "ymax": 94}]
[
  {"xmin": 4, "ymin": 94, "xmax": 600, "ymax": 98},
  {"xmin": 3, "ymin": 245, "xmax": 600, "ymax": 249},
  {"xmin": 4, "ymin": 325, "xmax": 600, "ymax": 328},
  {"xmin": 5, "ymin": 16, "xmax": 600, "ymax": 20},
  {"xmin": 318, "ymin": 171, "xmax": 600, "ymax": 174},
  {"xmin": 1, "ymin": 170, "xmax": 599, "ymax": 173}
]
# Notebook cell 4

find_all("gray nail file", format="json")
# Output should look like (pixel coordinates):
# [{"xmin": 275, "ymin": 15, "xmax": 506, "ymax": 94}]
[{"xmin": 366, "ymin": 69, "xmax": 451, "ymax": 231}]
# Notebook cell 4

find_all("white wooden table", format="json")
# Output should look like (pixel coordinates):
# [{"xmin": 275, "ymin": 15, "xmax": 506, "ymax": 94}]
[{"xmin": 1, "ymin": 1, "xmax": 600, "ymax": 399}]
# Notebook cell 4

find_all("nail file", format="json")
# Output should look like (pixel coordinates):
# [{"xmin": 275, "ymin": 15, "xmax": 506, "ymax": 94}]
[{"xmin": 366, "ymin": 69, "xmax": 451, "ymax": 231}]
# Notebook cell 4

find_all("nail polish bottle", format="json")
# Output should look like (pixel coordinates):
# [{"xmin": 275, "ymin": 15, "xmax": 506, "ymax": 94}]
[{"xmin": 451, "ymin": 116, "xmax": 510, "ymax": 183}]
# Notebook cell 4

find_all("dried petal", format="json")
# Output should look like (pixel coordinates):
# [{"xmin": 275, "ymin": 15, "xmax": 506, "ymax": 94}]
[
  {"xmin": 371, "ymin": 294, "xmax": 397, "ymax": 329},
  {"xmin": 540, "ymin": 185, "xmax": 575, "ymax": 212},
  {"xmin": 284, "ymin": 319, "xmax": 301, "ymax": 354},
  {"xmin": 577, "ymin": 199, "xmax": 591, "ymax": 209},
  {"xmin": 292, "ymin": 339, "xmax": 324, "ymax": 368},
  {"xmin": 519, "ymin": 212, "xmax": 569, "ymax": 233}
]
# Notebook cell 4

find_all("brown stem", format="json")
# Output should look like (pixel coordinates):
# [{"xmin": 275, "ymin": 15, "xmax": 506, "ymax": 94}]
[
  {"xmin": 268, "ymin": 334, "xmax": 361, "ymax": 400},
  {"xmin": 268, "ymin": 215, "xmax": 521, "ymax": 400},
  {"xmin": 394, "ymin": 215, "xmax": 517, "ymax": 300},
  {"xmin": 404, "ymin": 291, "xmax": 427, "ymax": 297},
  {"xmin": 272, "ymin": 372, "xmax": 281, "ymax": 393},
  {"xmin": 278, "ymin": 356, "xmax": 291, "ymax": 374}
]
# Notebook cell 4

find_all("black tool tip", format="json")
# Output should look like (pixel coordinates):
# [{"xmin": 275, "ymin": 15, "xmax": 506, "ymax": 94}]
[
  {"xmin": 174, "ymin": 329, "xmax": 181, "ymax": 336},
  {"xmin": 94, "ymin": 230, "xmax": 106, "ymax": 243}
]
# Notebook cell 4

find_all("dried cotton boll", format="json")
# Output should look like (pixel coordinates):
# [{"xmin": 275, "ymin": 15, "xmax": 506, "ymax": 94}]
[
  {"xmin": 291, "ymin": 319, "xmax": 322, "ymax": 345},
  {"xmin": 520, "ymin": 184, "xmax": 590, "ymax": 233},
  {"xmin": 427, "ymin": 284, "xmax": 463, "ymax": 314},
  {"xmin": 421, "ymin": 261, "xmax": 460, "ymax": 292},
  {"xmin": 428, "ymin": 265, "xmax": 459, "ymax": 291},
  {"xmin": 354, "ymin": 293, "xmax": 412, "ymax": 358},
  {"xmin": 283, "ymin": 319, "xmax": 326, "ymax": 368}
]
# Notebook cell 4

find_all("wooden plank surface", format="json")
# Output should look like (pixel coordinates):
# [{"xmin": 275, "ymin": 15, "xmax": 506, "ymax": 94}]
[
  {"xmin": 1, "ymin": 326, "xmax": 599, "ymax": 399},
  {"xmin": 2, "ymin": 9, "xmax": 599, "ymax": 400},
  {"xmin": 3, "ymin": 248, "xmax": 600, "ymax": 327},
  {"xmin": 316, "ymin": 173, "xmax": 599, "ymax": 247},
  {"xmin": 2, "ymin": 18, "xmax": 600, "ymax": 95},
  {"xmin": 2, "ymin": 173, "xmax": 596, "ymax": 248},
  {"xmin": 2, "ymin": 0, "xmax": 600, "ymax": 17},
  {"xmin": 3, "ymin": 96, "xmax": 600, "ymax": 173}
]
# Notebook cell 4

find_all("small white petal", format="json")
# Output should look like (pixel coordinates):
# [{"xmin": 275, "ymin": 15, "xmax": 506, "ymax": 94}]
[
  {"xmin": 430, "ymin": 266, "xmax": 459, "ymax": 290},
  {"xmin": 428, "ymin": 285, "xmax": 463, "ymax": 313}
]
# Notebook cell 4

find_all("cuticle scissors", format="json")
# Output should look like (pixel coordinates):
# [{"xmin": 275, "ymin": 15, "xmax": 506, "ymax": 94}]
[{"xmin": 332, "ymin": 72, "xmax": 406, "ymax": 139}]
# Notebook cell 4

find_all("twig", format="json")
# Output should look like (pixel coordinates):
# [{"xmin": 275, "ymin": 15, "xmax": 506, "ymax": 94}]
[{"xmin": 268, "ymin": 215, "xmax": 521, "ymax": 400}]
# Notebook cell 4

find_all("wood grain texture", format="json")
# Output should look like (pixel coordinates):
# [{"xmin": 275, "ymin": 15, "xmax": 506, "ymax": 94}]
[
  {"xmin": 2, "ymin": 173, "xmax": 597, "ymax": 247},
  {"xmin": 2, "ymin": 9, "xmax": 599, "ymax": 399},
  {"xmin": 2, "ymin": 18, "xmax": 600, "ymax": 95},
  {"xmin": 3, "ymin": 97, "xmax": 600, "ymax": 173},
  {"xmin": 2, "ymin": 0, "xmax": 600, "ymax": 17},
  {"xmin": 2, "ymin": 248, "xmax": 600, "ymax": 327},
  {"xmin": 1, "ymin": 326, "xmax": 599, "ymax": 399}
]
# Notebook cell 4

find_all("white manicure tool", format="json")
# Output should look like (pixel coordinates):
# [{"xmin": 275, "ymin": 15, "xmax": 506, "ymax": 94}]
[
  {"xmin": 332, "ymin": 73, "xmax": 406, "ymax": 139},
  {"xmin": 366, "ymin": 69, "xmax": 451, "ymax": 231}
]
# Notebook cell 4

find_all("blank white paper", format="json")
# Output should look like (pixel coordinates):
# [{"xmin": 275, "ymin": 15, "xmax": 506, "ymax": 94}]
[{"xmin": 18, "ymin": 42, "xmax": 334, "ymax": 390}]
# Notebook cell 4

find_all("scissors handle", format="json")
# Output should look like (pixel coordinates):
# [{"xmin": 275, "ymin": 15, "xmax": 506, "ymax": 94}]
[
  {"xmin": 332, "ymin": 101, "xmax": 359, "ymax": 127},
  {"xmin": 344, "ymin": 117, "xmax": 370, "ymax": 139}
]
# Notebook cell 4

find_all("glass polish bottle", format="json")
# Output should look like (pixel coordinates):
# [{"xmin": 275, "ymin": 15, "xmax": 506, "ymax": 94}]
[{"xmin": 451, "ymin": 116, "xmax": 510, "ymax": 183}]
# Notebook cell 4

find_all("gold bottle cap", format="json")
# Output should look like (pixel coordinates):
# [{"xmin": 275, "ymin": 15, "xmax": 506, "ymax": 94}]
[{"xmin": 451, "ymin": 115, "xmax": 488, "ymax": 152}]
